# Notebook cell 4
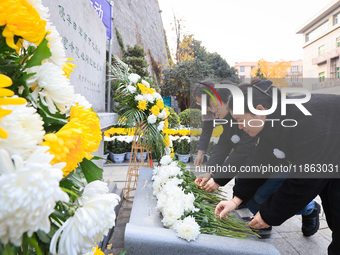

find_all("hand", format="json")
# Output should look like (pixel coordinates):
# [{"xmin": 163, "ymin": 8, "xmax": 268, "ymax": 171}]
[
  {"xmin": 194, "ymin": 172, "xmax": 211, "ymax": 186},
  {"xmin": 194, "ymin": 150, "xmax": 205, "ymax": 165},
  {"xmin": 248, "ymin": 212, "xmax": 270, "ymax": 229},
  {"xmin": 204, "ymin": 179, "xmax": 219, "ymax": 192},
  {"xmin": 215, "ymin": 200, "xmax": 237, "ymax": 219}
]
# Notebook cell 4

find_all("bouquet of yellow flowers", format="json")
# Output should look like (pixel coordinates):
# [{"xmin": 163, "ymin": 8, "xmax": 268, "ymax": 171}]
[{"xmin": 109, "ymin": 58, "xmax": 171, "ymax": 160}]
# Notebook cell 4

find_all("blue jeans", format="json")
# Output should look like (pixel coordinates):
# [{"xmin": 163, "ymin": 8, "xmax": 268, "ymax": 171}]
[{"xmin": 247, "ymin": 178, "xmax": 315, "ymax": 216}]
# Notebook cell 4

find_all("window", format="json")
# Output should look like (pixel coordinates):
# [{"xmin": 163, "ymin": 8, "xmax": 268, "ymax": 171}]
[
  {"xmin": 291, "ymin": 77, "xmax": 298, "ymax": 82},
  {"xmin": 240, "ymin": 66, "xmax": 245, "ymax": 72},
  {"xmin": 337, "ymin": 67, "xmax": 340, "ymax": 79},
  {"xmin": 291, "ymin": 66, "xmax": 298, "ymax": 72},
  {"xmin": 318, "ymin": 45, "xmax": 325, "ymax": 56},
  {"xmin": 334, "ymin": 12, "xmax": 340, "ymax": 25},
  {"xmin": 319, "ymin": 72, "xmax": 325, "ymax": 82},
  {"xmin": 337, "ymin": 37, "xmax": 340, "ymax": 47},
  {"xmin": 306, "ymin": 21, "xmax": 329, "ymax": 42}
]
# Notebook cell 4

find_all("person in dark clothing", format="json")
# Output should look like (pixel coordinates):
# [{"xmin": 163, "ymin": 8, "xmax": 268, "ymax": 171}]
[
  {"xmin": 215, "ymin": 80, "xmax": 340, "ymax": 254},
  {"xmin": 192, "ymin": 81, "xmax": 215, "ymax": 166}
]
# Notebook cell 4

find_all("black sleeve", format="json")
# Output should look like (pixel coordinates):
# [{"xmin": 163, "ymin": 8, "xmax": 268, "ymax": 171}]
[
  {"xmin": 198, "ymin": 120, "xmax": 214, "ymax": 151},
  {"xmin": 232, "ymin": 140, "xmax": 275, "ymax": 202},
  {"xmin": 206, "ymin": 125, "xmax": 232, "ymax": 167},
  {"xmin": 213, "ymin": 132, "xmax": 257, "ymax": 186}
]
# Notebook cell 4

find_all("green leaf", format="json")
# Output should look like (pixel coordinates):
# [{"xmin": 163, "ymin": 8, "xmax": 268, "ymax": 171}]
[
  {"xmin": 79, "ymin": 158, "xmax": 103, "ymax": 183},
  {"xmin": 37, "ymin": 101, "xmax": 67, "ymax": 133},
  {"xmin": 25, "ymin": 37, "xmax": 51, "ymax": 69},
  {"xmin": 3, "ymin": 243, "xmax": 15, "ymax": 255},
  {"xmin": 120, "ymin": 246, "xmax": 130, "ymax": 255},
  {"xmin": 36, "ymin": 230, "xmax": 51, "ymax": 244}
]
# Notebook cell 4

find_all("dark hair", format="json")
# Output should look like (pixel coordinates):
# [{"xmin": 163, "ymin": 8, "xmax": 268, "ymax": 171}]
[
  {"xmin": 214, "ymin": 79, "xmax": 237, "ymax": 103},
  {"xmin": 228, "ymin": 80, "xmax": 281, "ymax": 113}
]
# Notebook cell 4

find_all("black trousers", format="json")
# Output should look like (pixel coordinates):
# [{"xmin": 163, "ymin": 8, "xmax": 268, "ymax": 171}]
[{"xmin": 320, "ymin": 179, "xmax": 340, "ymax": 255}]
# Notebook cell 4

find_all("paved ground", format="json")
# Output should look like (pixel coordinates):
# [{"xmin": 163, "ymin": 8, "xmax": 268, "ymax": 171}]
[{"xmin": 102, "ymin": 161, "xmax": 332, "ymax": 255}]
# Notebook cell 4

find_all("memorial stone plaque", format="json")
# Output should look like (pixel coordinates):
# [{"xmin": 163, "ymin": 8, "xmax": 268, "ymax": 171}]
[{"xmin": 42, "ymin": 0, "xmax": 107, "ymax": 112}]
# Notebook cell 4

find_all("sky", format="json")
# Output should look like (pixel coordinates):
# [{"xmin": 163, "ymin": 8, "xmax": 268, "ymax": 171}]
[{"xmin": 158, "ymin": 0, "xmax": 335, "ymax": 66}]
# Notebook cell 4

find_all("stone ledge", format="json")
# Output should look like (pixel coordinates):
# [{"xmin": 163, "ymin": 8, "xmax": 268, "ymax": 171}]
[
  {"xmin": 124, "ymin": 168, "xmax": 280, "ymax": 255},
  {"xmin": 98, "ymin": 112, "xmax": 118, "ymax": 130}
]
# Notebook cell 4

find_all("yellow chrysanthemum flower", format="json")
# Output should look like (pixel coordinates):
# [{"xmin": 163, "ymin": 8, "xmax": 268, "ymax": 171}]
[
  {"xmin": 0, "ymin": 74, "xmax": 26, "ymax": 138},
  {"xmin": 43, "ymin": 105, "xmax": 102, "ymax": 177},
  {"xmin": 63, "ymin": 58, "xmax": 77, "ymax": 79},
  {"xmin": 163, "ymin": 134, "xmax": 170, "ymax": 147},
  {"xmin": 137, "ymin": 100, "xmax": 147, "ymax": 111},
  {"xmin": 150, "ymin": 105, "xmax": 160, "ymax": 116},
  {"xmin": 164, "ymin": 118, "xmax": 169, "ymax": 130},
  {"xmin": 156, "ymin": 99, "xmax": 164, "ymax": 110},
  {"xmin": 69, "ymin": 105, "xmax": 102, "ymax": 159},
  {"xmin": 0, "ymin": 0, "xmax": 47, "ymax": 50},
  {"xmin": 137, "ymin": 83, "xmax": 147, "ymax": 94},
  {"xmin": 91, "ymin": 246, "xmax": 105, "ymax": 255},
  {"xmin": 42, "ymin": 125, "xmax": 86, "ymax": 177},
  {"xmin": 146, "ymin": 88, "xmax": 156, "ymax": 94}
]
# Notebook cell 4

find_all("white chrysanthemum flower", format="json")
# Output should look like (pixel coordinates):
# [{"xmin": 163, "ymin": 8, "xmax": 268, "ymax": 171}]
[
  {"xmin": 134, "ymin": 94, "xmax": 144, "ymax": 101},
  {"xmin": 127, "ymin": 85, "xmax": 137, "ymax": 94},
  {"xmin": 161, "ymin": 202, "xmax": 185, "ymax": 228},
  {"xmin": 45, "ymin": 23, "xmax": 67, "ymax": 67},
  {"xmin": 153, "ymin": 92, "xmax": 162, "ymax": 101},
  {"xmin": 174, "ymin": 216, "xmax": 200, "ymax": 241},
  {"xmin": 0, "ymin": 147, "xmax": 68, "ymax": 246},
  {"xmin": 50, "ymin": 182, "xmax": 120, "ymax": 255},
  {"xmin": 183, "ymin": 193, "xmax": 197, "ymax": 213},
  {"xmin": 125, "ymin": 136, "xmax": 134, "ymax": 143},
  {"xmin": 0, "ymin": 104, "xmax": 45, "ymax": 159},
  {"xmin": 26, "ymin": 62, "xmax": 75, "ymax": 114},
  {"xmin": 160, "ymin": 155, "xmax": 172, "ymax": 165},
  {"xmin": 169, "ymin": 135, "xmax": 179, "ymax": 141},
  {"xmin": 141, "ymin": 79, "xmax": 150, "ymax": 88},
  {"xmin": 158, "ymin": 121, "xmax": 165, "ymax": 131},
  {"xmin": 179, "ymin": 136, "xmax": 190, "ymax": 142},
  {"xmin": 128, "ymin": 73, "xmax": 140, "ymax": 83},
  {"xmin": 143, "ymin": 93, "xmax": 154, "ymax": 103},
  {"xmin": 231, "ymin": 134, "xmax": 240, "ymax": 144},
  {"xmin": 78, "ymin": 180, "xmax": 109, "ymax": 205},
  {"xmin": 273, "ymin": 148, "xmax": 285, "ymax": 159},
  {"xmin": 104, "ymin": 136, "xmax": 111, "ymax": 142},
  {"xmin": 147, "ymin": 114, "xmax": 157, "ymax": 124},
  {"xmin": 73, "ymin": 94, "xmax": 92, "ymax": 109},
  {"xmin": 158, "ymin": 109, "xmax": 167, "ymax": 119}
]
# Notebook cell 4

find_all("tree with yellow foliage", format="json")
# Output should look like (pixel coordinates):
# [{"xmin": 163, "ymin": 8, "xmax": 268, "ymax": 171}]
[{"xmin": 251, "ymin": 59, "xmax": 291, "ymax": 86}]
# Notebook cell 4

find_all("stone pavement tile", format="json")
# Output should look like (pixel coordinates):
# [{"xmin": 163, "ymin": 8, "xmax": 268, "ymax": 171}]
[
  {"xmin": 261, "ymin": 237, "xmax": 300, "ymax": 255},
  {"xmin": 278, "ymin": 231, "xmax": 329, "ymax": 255}
]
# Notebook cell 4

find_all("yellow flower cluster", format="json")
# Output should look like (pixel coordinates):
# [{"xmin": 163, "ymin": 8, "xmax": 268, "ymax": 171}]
[
  {"xmin": 62, "ymin": 58, "xmax": 77, "ymax": 79},
  {"xmin": 163, "ymin": 134, "xmax": 170, "ymax": 147},
  {"xmin": 150, "ymin": 105, "xmax": 160, "ymax": 116},
  {"xmin": 104, "ymin": 127, "xmax": 128, "ymax": 137},
  {"xmin": 156, "ymin": 99, "xmax": 164, "ymax": 110},
  {"xmin": 163, "ymin": 129, "xmax": 190, "ymax": 136},
  {"xmin": 0, "ymin": 74, "xmax": 26, "ymax": 138},
  {"xmin": 137, "ymin": 100, "xmax": 147, "ymax": 111},
  {"xmin": 0, "ymin": 0, "xmax": 47, "ymax": 50},
  {"xmin": 42, "ymin": 106, "xmax": 101, "ymax": 177}
]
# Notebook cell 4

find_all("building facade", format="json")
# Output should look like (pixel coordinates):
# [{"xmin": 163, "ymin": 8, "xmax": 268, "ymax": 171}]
[
  {"xmin": 297, "ymin": 1, "xmax": 340, "ymax": 94},
  {"xmin": 234, "ymin": 60, "xmax": 303, "ymax": 86}
]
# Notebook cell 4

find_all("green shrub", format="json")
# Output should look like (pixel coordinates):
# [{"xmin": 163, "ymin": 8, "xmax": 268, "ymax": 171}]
[
  {"xmin": 108, "ymin": 138, "xmax": 128, "ymax": 154},
  {"xmin": 173, "ymin": 139, "xmax": 190, "ymax": 155},
  {"xmin": 179, "ymin": 109, "xmax": 202, "ymax": 128}
]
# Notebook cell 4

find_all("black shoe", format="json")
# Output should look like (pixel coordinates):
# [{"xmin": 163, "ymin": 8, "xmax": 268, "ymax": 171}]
[{"xmin": 302, "ymin": 202, "xmax": 321, "ymax": 237}]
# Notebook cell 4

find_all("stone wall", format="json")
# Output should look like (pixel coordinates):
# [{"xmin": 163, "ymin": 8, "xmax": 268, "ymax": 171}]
[{"xmin": 110, "ymin": 0, "xmax": 168, "ymax": 83}]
